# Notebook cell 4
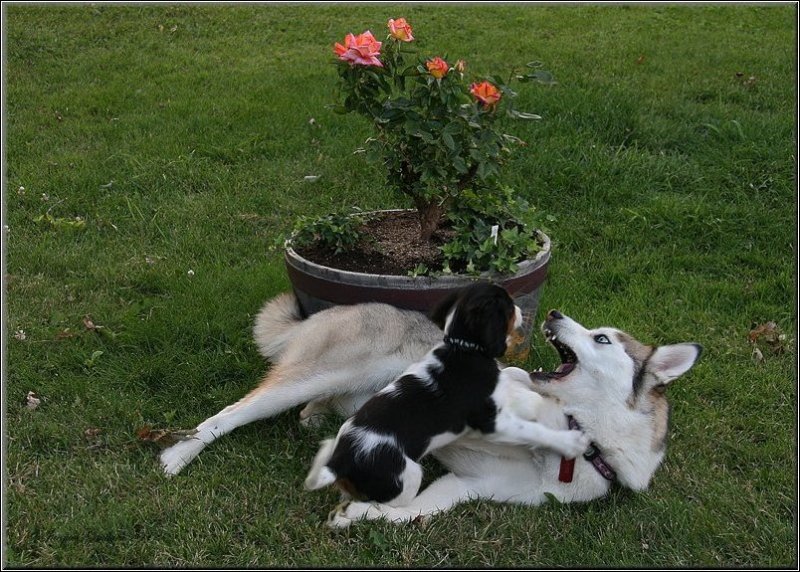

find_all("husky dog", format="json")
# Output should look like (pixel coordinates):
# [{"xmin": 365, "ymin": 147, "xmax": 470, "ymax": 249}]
[
  {"xmin": 329, "ymin": 309, "xmax": 701, "ymax": 526},
  {"xmin": 303, "ymin": 283, "xmax": 589, "ymax": 508},
  {"xmin": 159, "ymin": 292, "xmax": 700, "ymax": 528},
  {"xmin": 160, "ymin": 293, "xmax": 443, "ymax": 476}
]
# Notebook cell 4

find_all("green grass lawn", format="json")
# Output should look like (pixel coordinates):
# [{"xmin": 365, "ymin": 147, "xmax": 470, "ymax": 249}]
[{"xmin": 3, "ymin": 3, "xmax": 796, "ymax": 567}]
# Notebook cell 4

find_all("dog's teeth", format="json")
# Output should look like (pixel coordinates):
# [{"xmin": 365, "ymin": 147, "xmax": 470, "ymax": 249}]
[{"xmin": 551, "ymin": 335, "xmax": 558, "ymax": 341}]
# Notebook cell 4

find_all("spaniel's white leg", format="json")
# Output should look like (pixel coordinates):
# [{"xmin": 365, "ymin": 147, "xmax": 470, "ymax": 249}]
[{"xmin": 488, "ymin": 411, "xmax": 589, "ymax": 459}]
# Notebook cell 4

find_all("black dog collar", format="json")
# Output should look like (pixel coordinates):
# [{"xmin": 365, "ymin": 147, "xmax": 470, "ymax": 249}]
[{"xmin": 443, "ymin": 335, "xmax": 486, "ymax": 354}]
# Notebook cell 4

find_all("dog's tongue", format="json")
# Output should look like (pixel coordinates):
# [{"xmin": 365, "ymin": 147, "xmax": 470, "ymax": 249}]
[{"xmin": 555, "ymin": 363, "xmax": 575, "ymax": 375}]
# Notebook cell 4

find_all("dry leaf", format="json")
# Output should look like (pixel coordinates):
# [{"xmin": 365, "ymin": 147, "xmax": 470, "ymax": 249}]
[
  {"xmin": 752, "ymin": 346, "xmax": 764, "ymax": 364},
  {"xmin": 748, "ymin": 321, "xmax": 789, "ymax": 355},
  {"xmin": 136, "ymin": 426, "xmax": 190, "ymax": 448},
  {"xmin": 84, "ymin": 427, "xmax": 102, "ymax": 438},
  {"xmin": 411, "ymin": 514, "xmax": 428, "ymax": 528},
  {"xmin": 735, "ymin": 72, "xmax": 757, "ymax": 88},
  {"xmin": 749, "ymin": 321, "xmax": 781, "ymax": 344},
  {"xmin": 55, "ymin": 328, "xmax": 78, "ymax": 340},
  {"xmin": 82, "ymin": 315, "xmax": 115, "ymax": 339},
  {"xmin": 635, "ymin": 55, "xmax": 645, "ymax": 65},
  {"xmin": 24, "ymin": 391, "xmax": 41, "ymax": 410}
]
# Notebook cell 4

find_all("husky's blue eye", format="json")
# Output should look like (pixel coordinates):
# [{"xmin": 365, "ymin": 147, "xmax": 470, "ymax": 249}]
[{"xmin": 594, "ymin": 334, "xmax": 611, "ymax": 345}]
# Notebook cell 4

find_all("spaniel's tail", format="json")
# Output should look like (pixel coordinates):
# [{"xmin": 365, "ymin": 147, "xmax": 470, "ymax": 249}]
[{"xmin": 304, "ymin": 438, "xmax": 338, "ymax": 490}]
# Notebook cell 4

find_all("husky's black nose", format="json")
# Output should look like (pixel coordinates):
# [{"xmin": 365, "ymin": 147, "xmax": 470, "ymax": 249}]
[{"xmin": 548, "ymin": 310, "xmax": 564, "ymax": 320}]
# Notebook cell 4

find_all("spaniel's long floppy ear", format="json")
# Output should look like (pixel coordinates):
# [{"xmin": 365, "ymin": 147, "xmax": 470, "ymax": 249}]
[
  {"xmin": 429, "ymin": 290, "xmax": 461, "ymax": 330},
  {"xmin": 470, "ymin": 296, "xmax": 514, "ymax": 358}
]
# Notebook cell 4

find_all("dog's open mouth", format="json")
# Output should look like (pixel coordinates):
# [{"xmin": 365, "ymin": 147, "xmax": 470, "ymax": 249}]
[{"xmin": 532, "ymin": 326, "xmax": 578, "ymax": 381}]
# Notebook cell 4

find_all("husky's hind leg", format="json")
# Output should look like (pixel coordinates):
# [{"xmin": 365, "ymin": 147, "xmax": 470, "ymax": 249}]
[
  {"xmin": 161, "ymin": 365, "xmax": 328, "ymax": 476},
  {"xmin": 328, "ymin": 472, "xmax": 474, "ymax": 527}
]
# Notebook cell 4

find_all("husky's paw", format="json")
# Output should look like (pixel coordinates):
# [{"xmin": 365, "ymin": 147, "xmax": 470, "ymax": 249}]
[
  {"xmin": 160, "ymin": 438, "xmax": 206, "ymax": 476},
  {"xmin": 299, "ymin": 414, "xmax": 326, "ymax": 429},
  {"xmin": 548, "ymin": 430, "xmax": 591, "ymax": 460},
  {"xmin": 299, "ymin": 400, "xmax": 331, "ymax": 429}
]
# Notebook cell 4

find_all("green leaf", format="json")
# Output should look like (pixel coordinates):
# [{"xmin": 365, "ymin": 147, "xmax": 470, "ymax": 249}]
[
  {"xmin": 442, "ymin": 121, "xmax": 462, "ymax": 135},
  {"xmin": 476, "ymin": 161, "xmax": 488, "ymax": 181},
  {"xmin": 452, "ymin": 156, "xmax": 468, "ymax": 174}
]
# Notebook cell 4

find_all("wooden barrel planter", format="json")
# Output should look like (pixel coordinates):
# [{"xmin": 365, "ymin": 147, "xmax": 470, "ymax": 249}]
[{"xmin": 284, "ymin": 230, "xmax": 551, "ymax": 362}]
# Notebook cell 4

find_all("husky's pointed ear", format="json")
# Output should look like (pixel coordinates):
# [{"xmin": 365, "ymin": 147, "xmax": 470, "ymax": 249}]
[
  {"xmin": 429, "ymin": 291, "xmax": 460, "ymax": 330},
  {"xmin": 647, "ymin": 343, "xmax": 702, "ymax": 385}
]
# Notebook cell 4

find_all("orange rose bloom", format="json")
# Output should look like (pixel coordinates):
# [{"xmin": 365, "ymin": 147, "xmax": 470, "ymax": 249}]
[
  {"xmin": 470, "ymin": 81, "xmax": 502, "ymax": 107},
  {"xmin": 334, "ymin": 30, "xmax": 383, "ymax": 67},
  {"xmin": 387, "ymin": 18, "xmax": 414, "ymax": 42},
  {"xmin": 426, "ymin": 57, "xmax": 449, "ymax": 79}
]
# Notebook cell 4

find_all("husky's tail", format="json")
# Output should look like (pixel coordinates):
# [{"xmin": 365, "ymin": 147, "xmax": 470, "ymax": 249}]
[
  {"xmin": 253, "ymin": 292, "xmax": 305, "ymax": 361},
  {"xmin": 304, "ymin": 438, "xmax": 338, "ymax": 490}
]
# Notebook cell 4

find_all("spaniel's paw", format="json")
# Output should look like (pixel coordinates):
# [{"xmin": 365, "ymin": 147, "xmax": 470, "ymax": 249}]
[{"xmin": 326, "ymin": 500, "xmax": 373, "ymax": 528}]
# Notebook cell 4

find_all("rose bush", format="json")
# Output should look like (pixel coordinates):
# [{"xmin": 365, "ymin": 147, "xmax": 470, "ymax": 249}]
[{"xmin": 304, "ymin": 17, "xmax": 556, "ymax": 275}]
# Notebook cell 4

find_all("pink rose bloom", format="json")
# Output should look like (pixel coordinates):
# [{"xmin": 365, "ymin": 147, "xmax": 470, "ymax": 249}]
[
  {"xmin": 334, "ymin": 30, "xmax": 383, "ymax": 67},
  {"xmin": 387, "ymin": 18, "xmax": 414, "ymax": 42},
  {"xmin": 426, "ymin": 57, "xmax": 449, "ymax": 79},
  {"xmin": 470, "ymin": 81, "xmax": 502, "ymax": 107}
]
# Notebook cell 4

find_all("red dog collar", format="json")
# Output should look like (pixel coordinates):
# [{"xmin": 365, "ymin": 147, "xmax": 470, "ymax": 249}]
[{"xmin": 558, "ymin": 415, "xmax": 617, "ymax": 483}]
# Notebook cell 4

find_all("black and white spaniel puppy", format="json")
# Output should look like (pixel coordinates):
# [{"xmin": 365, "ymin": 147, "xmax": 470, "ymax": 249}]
[{"xmin": 304, "ymin": 282, "xmax": 588, "ymax": 507}]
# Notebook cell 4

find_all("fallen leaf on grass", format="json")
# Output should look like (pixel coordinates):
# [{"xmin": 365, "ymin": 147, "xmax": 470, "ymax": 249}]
[
  {"xmin": 734, "ymin": 71, "xmax": 757, "ymax": 88},
  {"xmin": 411, "ymin": 514, "xmax": 429, "ymax": 528},
  {"xmin": 24, "ymin": 392, "xmax": 41, "ymax": 410},
  {"xmin": 136, "ymin": 426, "xmax": 194, "ymax": 448},
  {"xmin": 748, "ymin": 321, "xmax": 788, "ymax": 354},
  {"xmin": 33, "ymin": 213, "xmax": 86, "ymax": 231},
  {"xmin": 54, "ymin": 328, "xmax": 78, "ymax": 340},
  {"xmin": 83, "ymin": 350, "xmax": 104, "ymax": 368},
  {"xmin": 83, "ymin": 427, "xmax": 106, "ymax": 450},
  {"xmin": 82, "ymin": 315, "xmax": 117, "ymax": 339}
]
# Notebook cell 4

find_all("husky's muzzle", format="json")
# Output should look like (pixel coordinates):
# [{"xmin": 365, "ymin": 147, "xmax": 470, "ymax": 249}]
[{"xmin": 531, "ymin": 310, "xmax": 578, "ymax": 381}]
